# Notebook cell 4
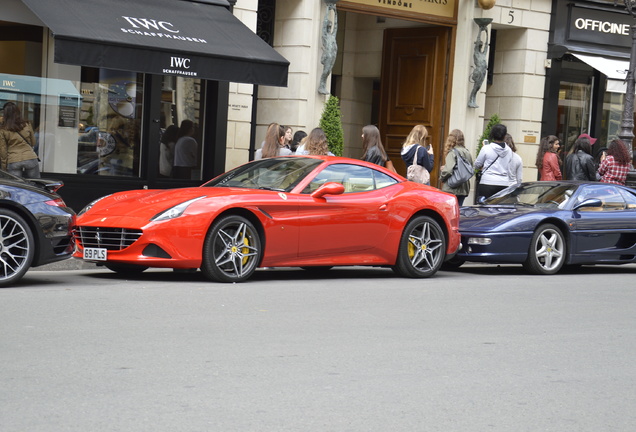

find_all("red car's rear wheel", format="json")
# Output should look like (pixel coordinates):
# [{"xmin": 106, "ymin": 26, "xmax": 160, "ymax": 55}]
[
  {"xmin": 201, "ymin": 215, "xmax": 262, "ymax": 283},
  {"xmin": 393, "ymin": 215, "xmax": 446, "ymax": 278}
]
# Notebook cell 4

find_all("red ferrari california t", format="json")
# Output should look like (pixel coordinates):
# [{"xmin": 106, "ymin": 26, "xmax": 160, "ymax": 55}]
[{"xmin": 73, "ymin": 156, "xmax": 460, "ymax": 282}]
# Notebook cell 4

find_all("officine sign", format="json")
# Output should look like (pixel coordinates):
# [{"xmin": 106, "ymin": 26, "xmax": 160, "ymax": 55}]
[{"xmin": 568, "ymin": 6, "xmax": 633, "ymax": 49}]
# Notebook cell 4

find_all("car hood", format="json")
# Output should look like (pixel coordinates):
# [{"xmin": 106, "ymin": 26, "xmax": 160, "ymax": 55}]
[
  {"xmin": 459, "ymin": 205, "xmax": 538, "ymax": 230},
  {"xmin": 85, "ymin": 187, "xmax": 264, "ymax": 219}
]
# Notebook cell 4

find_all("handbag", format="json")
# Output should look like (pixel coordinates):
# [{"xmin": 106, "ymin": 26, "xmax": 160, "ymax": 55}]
[
  {"xmin": 385, "ymin": 159, "xmax": 397, "ymax": 173},
  {"xmin": 446, "ymin": 148, "xmax": 474, "ymax": 188},
  {"xmin": 406, "ymin": 146, "xmax": 430, "ymax": 184},
  {"xmin": 475, "ymin": 153, "xmax": 500, "ymax": 185}
]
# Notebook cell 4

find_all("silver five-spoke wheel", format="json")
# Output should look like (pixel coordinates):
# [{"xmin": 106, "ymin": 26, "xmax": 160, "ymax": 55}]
[
  {"xmin": 393, "ymin": 215, "xmax": 446, "ymax": 278},
  {"xmin": 523, "ymin": 223, "xmax": 565, "ymax": 275},
  {"xmin": 202, "ymin": 215, "xmax": 262, "ymax": 283}
]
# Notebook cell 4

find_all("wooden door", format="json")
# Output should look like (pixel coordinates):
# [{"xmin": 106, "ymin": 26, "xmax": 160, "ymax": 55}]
[{"xmin": 379, "ymin": 27, "xmax": 451, "ymax": 184}]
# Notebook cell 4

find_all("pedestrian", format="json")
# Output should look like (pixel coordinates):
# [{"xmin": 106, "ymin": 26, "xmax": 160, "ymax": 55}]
[
  {"xmin": 304, "ymin": 127, "xmax": 334, "ymax": 156},
  {"xmin": 536, "ymin": 135, "xmax": 562, "ymax": 181},
  {"xmin": 159, "ymin": 124, "xmax": 178, "ymax": 178},
  {"xmin": 598, "ymin": 138, "xmax": 632, "ymax": 185},
  {"xmin": 291, "ymin": 130, "xmax": 306, "ymax": 153},
  {"xmin": 565, "ymin": 134, "xmax": 596, "ymax": 181},
  {"xmin": 474, "ymin": 123, "xmax": 513, "ymax": 199},
  {"xmin": 361, "ymin": 125, "xmax": 391, "ymax": 168},
  {"xmin": 0, "ymin": 101, "xmax": 40, "ymax": 178},
  {"xmin": 505, "ymin": 133, "xmax": 523, "ymax": 186},
  {"xmin": 400, "ymin": 124, "xmax": 434, "ymax": 184},
  {"xmin": 255, "ymin": 123, "xmax": 292, "ymax": 159},
  {"xmin": 440, "ymin": 129, "xmax": 473, "ymax": 205},
  {"xmin": 173, "ymin": 120, "xmax": 198, "ymax": 179},
  {"xmin": 283, "ymin": 126, "xmax": 293, "ymax": 149}
]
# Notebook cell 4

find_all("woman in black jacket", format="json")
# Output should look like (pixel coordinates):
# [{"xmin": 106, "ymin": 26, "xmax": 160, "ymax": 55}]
[{"xmin": 565, "ymin": 135, "xmax": 596, "ymax": 181}]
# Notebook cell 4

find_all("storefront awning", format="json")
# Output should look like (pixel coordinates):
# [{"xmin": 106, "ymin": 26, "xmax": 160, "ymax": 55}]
[
  {"xmin": 0, "ymin": 73, "xmax": 79, "ymax": 97},
  {"xmin": 20, "ymin": 0, "xmax": 289, "ymax": 87},
  {"xmin": 572, "ymin": 53, "xmax": 630, "ymax": 94}
]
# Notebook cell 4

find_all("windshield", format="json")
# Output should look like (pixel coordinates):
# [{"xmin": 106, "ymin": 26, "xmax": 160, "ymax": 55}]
[
  {"xmin": 485, "ymin": 183, "xmax": 579, "ymax": 208},
  {"xmin": 204, "ymin": 157, "xmax": 323, "ymax": 192}
]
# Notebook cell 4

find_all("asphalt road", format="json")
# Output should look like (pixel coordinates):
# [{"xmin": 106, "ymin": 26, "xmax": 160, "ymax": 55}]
[{"xmin": 2, "ymin": 263, "xmax": 636, "ymax": 431}]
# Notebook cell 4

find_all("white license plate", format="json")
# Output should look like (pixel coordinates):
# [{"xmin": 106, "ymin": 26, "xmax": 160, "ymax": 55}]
[{"xmin": 83, "ymin": 247, "xmax": 107, "ymax": 261}]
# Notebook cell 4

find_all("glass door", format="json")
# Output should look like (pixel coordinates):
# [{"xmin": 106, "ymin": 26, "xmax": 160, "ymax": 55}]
[{"xmin": 556, "ymin": 81, "xmax": 592, "ymax": 156}]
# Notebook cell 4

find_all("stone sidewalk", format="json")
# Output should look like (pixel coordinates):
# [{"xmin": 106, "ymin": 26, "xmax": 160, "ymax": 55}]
[{"xmin": 32, "ymin": 258, "xmax": 99, "ymax": 271}]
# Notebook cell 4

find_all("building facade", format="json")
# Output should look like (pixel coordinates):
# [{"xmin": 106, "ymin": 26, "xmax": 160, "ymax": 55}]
[
  {"xmin": 543, "ymin": 0, "xmax": 636, "ymax": 159},
  {"xmin": 2, "ymin": 0, "xmax": 557, "ymax": 210},
  {"xmin": 1, "ymin": 0, "xmax": 288, "ymax": 210},
  {"xmin": 244, "ymin": 0, "xmax": 552, "ymax": 197}
]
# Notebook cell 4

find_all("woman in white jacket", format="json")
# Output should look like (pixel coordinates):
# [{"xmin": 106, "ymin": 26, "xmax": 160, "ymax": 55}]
[{"xmin": 474, "ymin": 123, "xmax": 513, "ymax": 199}]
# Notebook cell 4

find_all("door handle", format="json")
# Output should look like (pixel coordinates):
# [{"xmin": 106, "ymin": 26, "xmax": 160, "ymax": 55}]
[{"xmin": 379, "ymin": 204, "xmax": 387, "ymax": 211}]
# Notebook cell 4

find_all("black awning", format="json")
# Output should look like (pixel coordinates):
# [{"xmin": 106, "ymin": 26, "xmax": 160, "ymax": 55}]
[{"xmin": 21, "ymin": 0, "xmax": 289, "ymax": 87}]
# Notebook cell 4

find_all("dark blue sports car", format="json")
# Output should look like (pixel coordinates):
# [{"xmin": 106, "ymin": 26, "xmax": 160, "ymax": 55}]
[{"xmin": 454, "ymin": 181, "xmax": 636, "ymax": 274}]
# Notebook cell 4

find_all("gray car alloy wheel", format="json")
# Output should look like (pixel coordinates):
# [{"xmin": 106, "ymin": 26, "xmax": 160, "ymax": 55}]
[
  {"xmin": 394, "ymin": 215, "xmax": 446, "ymax": 278},
  {"xmin": 0, "ymin": 209, "xmax": 35, "ymax": 286},
  {"xmin": 523, "ymin": 223, "xmax": 566, "ymax": 275},
  {"xmin": 202, "ymin": 215, "xmax": 262, "ymax": 283}
]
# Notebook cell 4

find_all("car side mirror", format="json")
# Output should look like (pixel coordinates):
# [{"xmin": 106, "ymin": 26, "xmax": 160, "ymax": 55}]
[
  {"xmin": 573, "ymin": 198, "xmax": 603, "ymax": 210},
  {"xmin": 311, "ymin": 182, "xmax": 345, "ymax": 199}
]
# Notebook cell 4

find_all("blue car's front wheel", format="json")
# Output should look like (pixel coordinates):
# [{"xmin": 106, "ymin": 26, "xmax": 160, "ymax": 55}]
[{"xmin": 523, "ymin": 223, "xmax": 566, "ymax": 275}]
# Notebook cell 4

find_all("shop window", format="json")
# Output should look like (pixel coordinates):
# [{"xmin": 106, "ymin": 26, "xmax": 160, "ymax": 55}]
[
  {"xmin": 557, "ymin": 81, "xmax": 592, "ymax": 154},
  {"xmin": 600, "ymin": 91, "xmax": 636, "ymax": 152},
  {"xmin": 158, "ymin": 76, "xmax": 204, "ymax": 180},
  {"xmin": 76, "ymin": 68, "xmax": 143, "ymax": 177}
]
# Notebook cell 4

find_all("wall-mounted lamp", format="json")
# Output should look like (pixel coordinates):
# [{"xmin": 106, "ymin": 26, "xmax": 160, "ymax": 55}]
[{"xmin": 477, "ymin": 0, "xmax": 496, "ymax": 10}]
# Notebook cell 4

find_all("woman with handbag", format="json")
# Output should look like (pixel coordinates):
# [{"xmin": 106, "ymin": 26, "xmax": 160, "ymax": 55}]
[
  {"xmin": 0, "ymin": 102, "xmax": 40, "ymax": 178},
  {"xmin": 474, "ymin": 123, "xmax": 512, "ymax": 199},
  {"xmin": 361, "ymin": 125, "xmax": 396, "ymax": 173},
  {"xmin": 440, "ymin": 129, "xmax": 473, "ymax": 205},
  {"xmin": 400, "ymin": 124, "xmax": 434, "ymax": 184}
]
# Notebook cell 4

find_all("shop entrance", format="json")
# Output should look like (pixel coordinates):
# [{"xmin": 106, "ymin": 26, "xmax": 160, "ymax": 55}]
[{"xmin": 379, "ymin": 26, "xmax": 451, "ymax": 183}]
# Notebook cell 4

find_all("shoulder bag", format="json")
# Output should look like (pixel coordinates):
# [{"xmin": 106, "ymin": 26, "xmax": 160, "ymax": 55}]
[
  {"xmin": 406, "ymin": 146, "xmax": 430, "ymax": 184},
  {"xmin": 447, "ymin": 148, "xmax": 474, "ymax": 188}
]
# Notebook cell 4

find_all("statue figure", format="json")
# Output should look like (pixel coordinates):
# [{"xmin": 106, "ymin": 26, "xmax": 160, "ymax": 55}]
[
  {"xmin": 319, "ymin": 1, "xmax": 338, "ymax": 95},
  {"xmin": 468, "ymin": 19, "xmax": 492, "ymax": 108}
]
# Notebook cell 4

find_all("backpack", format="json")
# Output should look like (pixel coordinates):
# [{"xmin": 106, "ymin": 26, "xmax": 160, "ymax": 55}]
[{"xmin": 446, "ymin": 148, "xmax": 473, "ymax": 188}]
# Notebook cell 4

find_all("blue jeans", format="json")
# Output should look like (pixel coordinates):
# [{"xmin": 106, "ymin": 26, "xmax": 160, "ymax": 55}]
[{"xmin": 7, "ymin": 158, "xmax": 40, "ymax": 178}]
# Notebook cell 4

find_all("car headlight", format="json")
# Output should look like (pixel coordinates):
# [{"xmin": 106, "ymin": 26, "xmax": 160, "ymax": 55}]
[
  {"xmin": 467, "ymin": 237, "xmax": 492, "ymax": 245},
  {"xmin": 151, "ymin": 196, "xmax": 206, "ymax": 221},
  {"xmin": 78, "ymin": 194, "xmax": 112, "ymax": 216}
]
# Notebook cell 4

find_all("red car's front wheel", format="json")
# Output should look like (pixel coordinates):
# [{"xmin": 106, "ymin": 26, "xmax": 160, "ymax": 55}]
[{"xmin": 201, "ymin": 215, "xmax": 262, "ymax": 283}]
